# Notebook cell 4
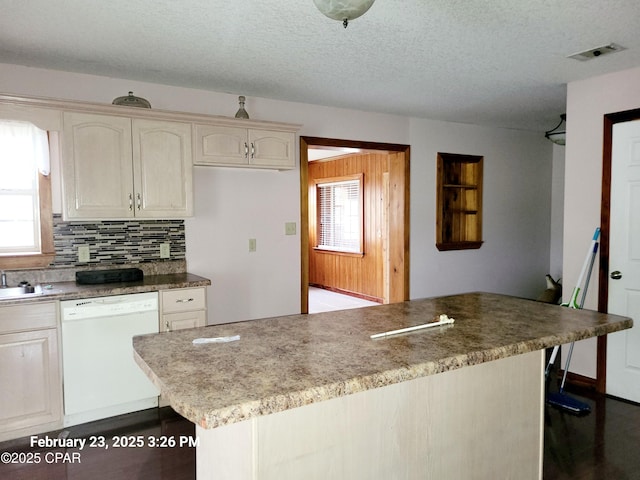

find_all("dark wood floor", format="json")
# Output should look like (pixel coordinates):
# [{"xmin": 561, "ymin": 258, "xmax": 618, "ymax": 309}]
[
  {"xmin": 544, "ymin": 384, "xmax": 640, "ymax": 479},
  {"xmin": 0, "ymin": 407, "xmax": 196, "ymax": 480},
  {"xmin": 2, "ymin": 385, "xmax": 640, "ymax": 479}
]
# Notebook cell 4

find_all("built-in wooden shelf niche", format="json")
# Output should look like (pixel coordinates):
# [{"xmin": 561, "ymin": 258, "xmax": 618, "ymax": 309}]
[{"xmin": 436, "ymin": 152, "xmax": 483, "ymax": 251}]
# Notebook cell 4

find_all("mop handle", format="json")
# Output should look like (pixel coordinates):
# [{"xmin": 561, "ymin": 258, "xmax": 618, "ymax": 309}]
[
  {"xmin": 559, "ymin": 229, "xmax": 600, "ymax": 392},
  {"xmin": 579, "ymin": 241, "xmax": 599, "ymax": 309},
  {"xmin": 565, "ymin": 227, "xmax": 600, "ymax": 309}
]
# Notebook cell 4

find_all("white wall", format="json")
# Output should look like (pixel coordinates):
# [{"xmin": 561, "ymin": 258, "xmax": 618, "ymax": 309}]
[
  {"xmin": 409, "ymin": 118, "xmax": 553, "ymax": 299},
  {"xmin": 564, "ymin": 65, "xmax": 640, "ymax": 378},
  {"xmin": 0, "ymin": 63, "xmax": 554, "ymax": 324}
]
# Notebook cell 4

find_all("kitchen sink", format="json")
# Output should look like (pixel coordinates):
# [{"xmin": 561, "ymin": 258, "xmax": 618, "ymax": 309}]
[{"xmin": 0, "ymin": 286, "xmax": 39, "ymax": 299}]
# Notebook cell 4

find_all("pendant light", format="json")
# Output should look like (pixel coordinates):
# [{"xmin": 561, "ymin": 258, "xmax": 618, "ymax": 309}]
[
  {"xmin": 313, "ymin": 0, "xmax": 376, "ymax": 28},
  {"xmin": 545, "ymin": 114, "xmax": 566, "ymax": 145}
]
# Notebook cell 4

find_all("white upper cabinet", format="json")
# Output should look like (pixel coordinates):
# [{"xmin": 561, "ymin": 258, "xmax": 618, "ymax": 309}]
[
  {"xmin": 0, "ymin": 93, "xmax": 300, "ymax": 221},
  {"xmin": 194, "ymin": 124, "xmax": 296, "ymax": 170},
  {"xmin": 249, "ymin": 129, "xmax": 296, "ymax": 169},
  {"xmin": 63, "ymin": 112, "xmax": 133, "ymax": 219},
  {"xmin": 133, "ymin": 119, "xmax": 193, "ymax": 218},
  {"xmin": 62, "ymin": 112, "xmax": 193, "ymax": 219},
  {"xmin": 194, "ymin": 125, "xmax": 248, "ymax": 166}
]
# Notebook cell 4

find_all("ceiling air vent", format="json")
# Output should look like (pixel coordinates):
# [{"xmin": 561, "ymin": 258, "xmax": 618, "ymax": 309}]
[{"xmin": 568, "ymin": 43, "xmax": 625, "ymax": 61}]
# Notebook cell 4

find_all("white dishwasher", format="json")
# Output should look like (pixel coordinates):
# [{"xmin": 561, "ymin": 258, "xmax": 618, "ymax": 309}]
[{"xmin": 61, "ymin": 291, "xmax": 160, "ymax": 427}]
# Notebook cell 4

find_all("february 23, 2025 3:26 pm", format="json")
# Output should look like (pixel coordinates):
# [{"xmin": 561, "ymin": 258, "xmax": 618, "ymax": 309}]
[{"xmin": 1, "ymin": 434, "xmax": 199, "ymax": 466}]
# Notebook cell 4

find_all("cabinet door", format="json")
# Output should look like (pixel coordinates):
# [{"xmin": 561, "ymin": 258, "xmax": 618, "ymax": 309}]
[
  {"xmin": 194, "ymin": 124, "xmax": 249, "ymax": 166},
  {"xmin": 133, "ymin": 119, "xmax": 193, "ymax": 218},
  {"xmin": 161, "ymin": 311, "xmax": 207, "ymax": 332},
  {"xmin": 0, "ymin": 329, "xmax": 62, "ymax": 439},
  {"xmin": 62, "ymin": 112, "xmax": 134, "ymax": 219},
  {"xmin": 248, "ymin": 129, "xmax": 295, "ymax": 169}
]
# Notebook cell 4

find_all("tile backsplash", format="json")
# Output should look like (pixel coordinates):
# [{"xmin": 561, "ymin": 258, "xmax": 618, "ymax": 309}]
[{"xmin": 51, "ymin": 214, "xmax": 186, "ymax": 267}]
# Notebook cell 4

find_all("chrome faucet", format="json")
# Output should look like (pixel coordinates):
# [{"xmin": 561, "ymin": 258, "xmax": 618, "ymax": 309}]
[{"xmin": 0, "ymin": 271, "xmax": 7, "ymax": 288}]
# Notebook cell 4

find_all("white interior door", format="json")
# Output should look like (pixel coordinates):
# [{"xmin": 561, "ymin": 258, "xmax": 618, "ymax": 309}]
[{"xmin": 607, "ymin": 119, "xmax": 640, "ymax": 401}]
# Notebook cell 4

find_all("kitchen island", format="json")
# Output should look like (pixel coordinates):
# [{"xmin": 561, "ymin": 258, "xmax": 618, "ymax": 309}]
[{"xmin": 133, "ymin": 292, "xmax": 632, "ymax": 479}]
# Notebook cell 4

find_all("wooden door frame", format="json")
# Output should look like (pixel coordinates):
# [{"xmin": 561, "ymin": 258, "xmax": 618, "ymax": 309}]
[
  {"xmin": 300, "ymin": 136, "xmax": 411, "ymax": 314},
  {"xmin": 596, "ymin": 107, "xmax": 640, "ymax": 393}
]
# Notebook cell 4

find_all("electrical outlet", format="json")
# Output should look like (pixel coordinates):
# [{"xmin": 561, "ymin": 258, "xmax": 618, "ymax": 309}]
[
  {"xmin": 78, "ymin": 245, "xmax": 90, "ymax": 263},
  {"xmin": 249, "ymin": 238, "xmax": 257, "ymax": 252},
  {"xmin": 160, "ymin": 243, "xmax": 171, "ymax": 258},
  {"xmin": 285, "ymin": 222, "xmax": 297, "ymax": 235}
]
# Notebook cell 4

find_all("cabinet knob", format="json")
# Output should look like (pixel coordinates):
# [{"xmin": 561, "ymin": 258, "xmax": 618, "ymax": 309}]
[
  {"xmin": 250, "ymin": 142, "xmax": 255, "ymax": 159},
  {"xmin": 129, "ymin": 193, "xmax": 133, "ymax": 211},
  {"xmin": 176, "ymin": 298, "xmax": 194, "ymax": 303},
  {"xmin": 136, "ymin": 193, "xmax": 141, "ymax": 210},
  {"xmin": 165, "ymin": 320, "xmax": 171, "ymax": 332},
  {"xmin": 244, "ymin": 142, "xmax": 249, "ymax": 159}
]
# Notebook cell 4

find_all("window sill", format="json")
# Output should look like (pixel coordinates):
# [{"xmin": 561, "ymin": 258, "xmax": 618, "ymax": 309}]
[
  {"xmin": 0, "ymin": 253, "xmax": 55, "ymax": 270},
  {"xmin": 313, "ymin": 247, "xmax": 364, "ymax": 258}
]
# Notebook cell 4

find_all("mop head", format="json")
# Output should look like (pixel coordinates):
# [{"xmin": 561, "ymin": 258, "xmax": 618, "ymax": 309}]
[{"xmin": 547, "ymin": 392, "xmax": 591, "ymax": 416}]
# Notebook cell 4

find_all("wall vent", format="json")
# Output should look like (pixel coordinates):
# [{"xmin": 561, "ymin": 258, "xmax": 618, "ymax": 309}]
[{"xmin": 568, "ymin": 43, "xmax": 625, "ymax": 61}]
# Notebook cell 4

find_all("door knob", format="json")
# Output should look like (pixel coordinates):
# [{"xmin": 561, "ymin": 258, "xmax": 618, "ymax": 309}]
[{"xmin": 610, "ymin": 270, "xmax": 622, "ymax": 280}]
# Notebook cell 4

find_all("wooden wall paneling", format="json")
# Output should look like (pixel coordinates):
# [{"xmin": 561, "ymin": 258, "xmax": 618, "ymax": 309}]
[
  {"xmin": 388, "ymin": 152, "xmax": 409, "ymax": 303},
  {"xmin": 382, "ymin": 172, "xmax": 390, "ymax": 303},
  {"xmin": 300, "ymin": 136, "xmax": 410, "ymax": 313},
  {"xmin": 308, "ymin": 153, "xmax": 388, "ymax": 300}
]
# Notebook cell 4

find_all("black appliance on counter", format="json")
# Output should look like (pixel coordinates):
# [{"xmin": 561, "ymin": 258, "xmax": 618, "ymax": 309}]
[{"xmin": 75, "ymin": 268, "xmax": 144, "ymax": 285}]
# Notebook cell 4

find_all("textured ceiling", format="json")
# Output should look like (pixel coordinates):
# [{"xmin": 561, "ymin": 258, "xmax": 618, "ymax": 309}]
[{"xmin": 1, "ymin": 0, "xmax": 639, "ymax": 132}]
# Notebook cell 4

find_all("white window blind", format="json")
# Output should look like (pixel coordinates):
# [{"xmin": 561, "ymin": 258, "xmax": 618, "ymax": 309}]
[
  {"xmin": 317, "ymin": 178, "xmax": 361, "ymax": 253},
  {"xmin": 0, "ymin": 121, "xmax": 49, "ymax": 255}
]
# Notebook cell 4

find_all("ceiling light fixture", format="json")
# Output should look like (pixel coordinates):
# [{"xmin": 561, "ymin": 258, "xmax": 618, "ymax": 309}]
[
  {"xmin": 313, "ymin": 0, "xmax": 376, "ymax": 28},
  {"xmin": 545, "ymin": 114, "xmax": 566, "ymax": 145}
]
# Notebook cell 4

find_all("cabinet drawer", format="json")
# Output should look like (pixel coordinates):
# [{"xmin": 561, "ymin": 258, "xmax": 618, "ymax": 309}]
[
  {"xmin": 161, "ymin": 288, "xmax": 206, "ymax": 314},
  {"xmin": 0, "ymin": 302, "xmax": 57, "ymax": 334}
]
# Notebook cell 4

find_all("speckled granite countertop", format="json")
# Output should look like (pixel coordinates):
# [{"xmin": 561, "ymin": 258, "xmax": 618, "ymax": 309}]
[
  {"xmin": 133, "ymin": 292, "xmax": 632, "ymax": 430},
  {"xmin": 0, "ymin": 272, "xmax": 210, "ymax": 305}
]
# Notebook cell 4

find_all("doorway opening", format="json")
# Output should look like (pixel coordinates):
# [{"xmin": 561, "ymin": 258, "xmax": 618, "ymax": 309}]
[{"xmin": 299, "ymin": 136, "xmax": 410, "ymax": 314}]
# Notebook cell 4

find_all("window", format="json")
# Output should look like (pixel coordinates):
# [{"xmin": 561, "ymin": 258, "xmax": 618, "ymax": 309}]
[
  {"xmin": 315, "ymin": 174, "xmax": 363, "ymax": 254},
  {"xmin": 0, "ymin": 120, "xmax": 54, "ymax": 269}
]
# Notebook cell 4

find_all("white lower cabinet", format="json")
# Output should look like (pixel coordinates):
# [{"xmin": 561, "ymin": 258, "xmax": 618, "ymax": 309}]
[
  {"xmin": 0, "ymin": 302, "xmax": 62, "ymax": 442},
  {"xmin": 160, "ymin": 287, "xmax": 207, "ymax": 332},
  {"xmin": 159, "ymin": 287, "xmax": 207, "ymax": 407},
  {"xmin": 162, "ymin": 310, "xmax": 207, "ymax": 332},
  {"xmin": 0, "ymin": 287, "xmax": 207, "ymax": 440}
]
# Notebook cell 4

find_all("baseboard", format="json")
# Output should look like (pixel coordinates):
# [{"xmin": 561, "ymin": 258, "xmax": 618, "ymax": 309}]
[{"xmin": 561, "ymin": 371, "xmax": 597, "ymax": 390}]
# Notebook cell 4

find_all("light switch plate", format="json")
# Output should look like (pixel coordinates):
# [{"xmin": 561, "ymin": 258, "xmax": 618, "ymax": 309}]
[
  {"xmin": 285, "ymin": 222, "xmax": 297, "ymax": 235},
  {"xmin": 249, "ymin": 238, "xmax": 257, "ymax": 252},
  {"xmin": 78, "ymin": 245, "xmax": 90, "ymax": 263}
]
